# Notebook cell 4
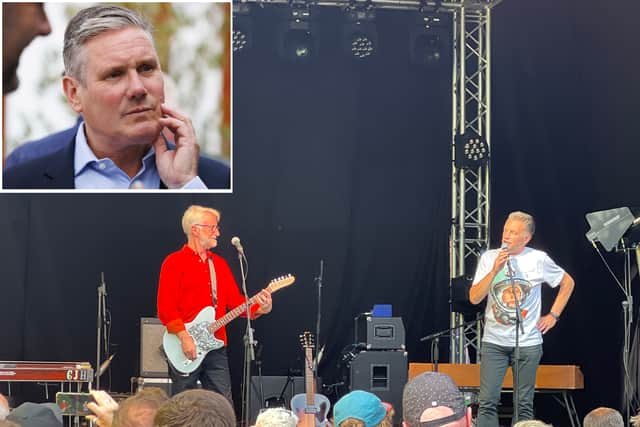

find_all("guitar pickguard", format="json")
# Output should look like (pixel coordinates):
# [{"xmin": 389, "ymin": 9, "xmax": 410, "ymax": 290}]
[{"xmin": 188, "ymin": 320, "xmax": 223, "ymax": 353}]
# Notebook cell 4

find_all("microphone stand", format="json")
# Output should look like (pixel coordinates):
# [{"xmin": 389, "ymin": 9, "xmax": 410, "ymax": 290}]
[
  {"xmin": 314, "ymin": 260, "xmax": 324, "ymax": 376},
  {"xmin": 238, "ymin": 249, "xmax": 255, "ymax": 427},
  {"xmin": 505, "ymin": 256, "xmax": 524, "ymax": 423},
  {"xmin": 420, "ymin": 315, "xmax": 483, "ymax": 370},
  {"xmin": 95, "ymin": 273, "xmax": 107, "ymax": 390}
]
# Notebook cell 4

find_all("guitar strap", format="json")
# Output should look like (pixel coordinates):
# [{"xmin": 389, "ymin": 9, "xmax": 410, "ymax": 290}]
[{"xmin": 207, "ymin": 257, "xmax": 218, "ymax": 307}]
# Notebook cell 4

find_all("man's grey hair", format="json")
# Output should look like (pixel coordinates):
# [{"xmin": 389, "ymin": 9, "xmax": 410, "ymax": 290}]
[
  {"xmin": 255, "ymin": 408, "xmax": 298, "ymax": 427},
  {"xmin": 513, "ymin": 421, "xmax": 553, "ymax": 427},
  {"xmin": 583, "ymin": 407, "xmax": 624, "ymax": 427},
  {"xmin": 63, "ymin": 5, "xmax": 154, "ymax": 84},
  {"xmin": 508, "ymin": 211, "xmax": 535, "ymax": 236}
]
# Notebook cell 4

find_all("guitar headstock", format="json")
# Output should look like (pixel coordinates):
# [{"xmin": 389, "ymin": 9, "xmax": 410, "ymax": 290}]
[
  {"xmin": 267, "ymin": 274, "xmax": 296, "ymax": 292},
  {"xmin": 300, "ymin": 331, "xmax": 315, "ymax": 350}
]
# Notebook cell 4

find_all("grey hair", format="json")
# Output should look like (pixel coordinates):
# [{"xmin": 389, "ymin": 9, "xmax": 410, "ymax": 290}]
[
  {"xmin": 513, "ymin": 421, "xmax": 553, "ymax": 427},
  {"xmin": 508, "ymin": 211, "xmax": 535, "ymax": 236},
  {"xmin": 583, "ymin": 407, "xmax": 625, "ymax": 427},
  {"xmin": 63, "ymin": 5, "xmax": 154, "ymax": 84},
  {"xmin": 181, "ymin": 205, "xmax": 221, "ymax": 237},
  {"xmin": 255, "ymin": 408, "xmax": 299, "ymax": 427}
]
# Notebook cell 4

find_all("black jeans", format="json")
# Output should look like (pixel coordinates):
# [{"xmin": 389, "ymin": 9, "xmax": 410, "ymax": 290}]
[
  {"xmin": 477, "ymin": 342, "xmax": 543, "ymax": 427},
  {"xmin": 168, "ymin": 346, "xmax": 233, "ymax": 405}
]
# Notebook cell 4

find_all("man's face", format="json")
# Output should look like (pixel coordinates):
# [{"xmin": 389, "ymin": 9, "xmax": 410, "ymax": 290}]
[
  {"xmin": 193, "ymin": 212, "xmax": 221, "ymax": 250},
  {"xmin": 64, "ymin": 26, "xmax": 164, "ymax": 151},
  {"xmin": 2, "ymin": 3, "xmax": 51, "ymax": 93},
  {"xmin": 501, "ymin": 219, "xmax": 531, "ymax": 255}
]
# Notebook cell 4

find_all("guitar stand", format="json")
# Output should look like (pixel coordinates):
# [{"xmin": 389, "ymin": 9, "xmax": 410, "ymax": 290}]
[{"xmin": 260, "ymin": 372, "xmax": 295, "ymax": 411}]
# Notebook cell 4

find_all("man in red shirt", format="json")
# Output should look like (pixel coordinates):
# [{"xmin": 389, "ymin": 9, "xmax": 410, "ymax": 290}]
[{"xmin": 157, "ymin": 205, "xmax": 272, "ymax": 402}]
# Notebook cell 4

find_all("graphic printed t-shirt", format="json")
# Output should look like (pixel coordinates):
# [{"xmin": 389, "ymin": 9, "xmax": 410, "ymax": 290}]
[{"xmin": 472, "ymin": 247, "xmax": 565, "ymax": 347}]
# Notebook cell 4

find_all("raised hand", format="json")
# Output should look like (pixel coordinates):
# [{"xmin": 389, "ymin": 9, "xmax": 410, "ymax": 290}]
[{"xmin": 153, "ymin": 103, "xmax": 199, "ymax": 188}]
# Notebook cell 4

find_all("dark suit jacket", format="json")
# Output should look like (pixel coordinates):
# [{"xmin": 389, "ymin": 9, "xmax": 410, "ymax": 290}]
[{"xmin": 3, "ymin": 129, "xmax": 231, "ymax": 190}]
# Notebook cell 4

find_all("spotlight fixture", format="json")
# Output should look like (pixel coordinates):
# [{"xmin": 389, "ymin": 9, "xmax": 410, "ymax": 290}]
[
  {"xmin": 409, "ymin": 12, "xmax": 449, "ymax": 66},
  {"xmin": 232, "ymin": 2, "xmax": 252, "ymax": 55},
  {"xmin": 279, "ymin": 3, "xmax": 317, "ymax": 63},
  {"xmin": 343, "ymin": 5, "xmax": 377, "ymax": 60},
  {"xmin": 455, "ymin": 132, "xmax": 489, "ymax": 169}
]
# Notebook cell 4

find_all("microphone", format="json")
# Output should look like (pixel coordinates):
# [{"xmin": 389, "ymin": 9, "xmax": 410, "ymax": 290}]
[
  {"xmin": 501, "ymin": 243, "xmax": 515, "ymax": 275},
  {"xmin": 96, "ymin": 353, "xmax": 116, "ymax": 378},
  {"xmin": 231, "ymin": 236, "xmax": 244, "ymax": 256}
]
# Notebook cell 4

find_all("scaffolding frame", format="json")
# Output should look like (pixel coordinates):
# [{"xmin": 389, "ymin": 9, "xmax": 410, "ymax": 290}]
[
  {"xmin": 450, "ymin": 4, "xmax": 496, "ymax": 363},
  {"xmin": 236, "ymin": 0, "xmax": 503, "ymax": 363}
]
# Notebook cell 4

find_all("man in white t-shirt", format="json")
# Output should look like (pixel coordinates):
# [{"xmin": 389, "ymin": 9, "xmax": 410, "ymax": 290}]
[{"xmin": 470, "ymin": 211, "xmax": 575, "ymax": 426}]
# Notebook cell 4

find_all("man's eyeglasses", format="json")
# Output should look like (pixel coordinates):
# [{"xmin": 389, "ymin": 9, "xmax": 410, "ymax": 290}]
[{"xmin": 194, "ymin": 224, "xmax": 220, "ymax": 233}]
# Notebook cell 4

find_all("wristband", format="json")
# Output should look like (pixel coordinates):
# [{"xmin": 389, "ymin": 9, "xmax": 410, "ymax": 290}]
[{"xmin": 549, "ymin": 311, "xmax": 560, "ymax": 321}]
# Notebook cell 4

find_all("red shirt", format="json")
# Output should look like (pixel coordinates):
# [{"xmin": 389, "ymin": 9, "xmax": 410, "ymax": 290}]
[{"xmin": 157, "ymin": 244, "xmax": 259, "ymax": 346}]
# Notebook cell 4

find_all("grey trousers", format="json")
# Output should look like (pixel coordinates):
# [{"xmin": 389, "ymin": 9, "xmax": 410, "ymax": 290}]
[{"xmin": 476, "ymin": 342, "xmax": 543, "ymax": 427}]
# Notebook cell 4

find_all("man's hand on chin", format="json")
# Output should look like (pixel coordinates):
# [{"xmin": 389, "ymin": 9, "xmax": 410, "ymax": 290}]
[{"xmin": 154, "ymin": 103, "xmax": 199, "ymax": 188}]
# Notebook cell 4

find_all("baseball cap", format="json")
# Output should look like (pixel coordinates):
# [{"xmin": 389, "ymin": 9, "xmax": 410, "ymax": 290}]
[
  {"xmin": 402, "ymin": 372, "xmax": 465, "ymax": 427},
  {"xmin": 334, "ymin": 390, "xmax": 389, "ymax": 427}
]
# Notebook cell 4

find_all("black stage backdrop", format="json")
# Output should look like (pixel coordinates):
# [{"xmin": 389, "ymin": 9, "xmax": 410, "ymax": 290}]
[{"xmin": 1, "ymin": 0, "xmax": 639, "ymax": 425}]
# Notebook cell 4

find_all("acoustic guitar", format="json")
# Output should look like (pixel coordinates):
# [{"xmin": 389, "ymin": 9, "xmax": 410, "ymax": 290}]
[{"xmin": 290, "ymin": 332, "xmax": 331, "ymax": 427}]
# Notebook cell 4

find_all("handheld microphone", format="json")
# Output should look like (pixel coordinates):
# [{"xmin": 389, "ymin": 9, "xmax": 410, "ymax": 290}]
[
  {"xmin": 231, "ymin": 236, "xmax": 244, "ymax": 256},
  {"xmin": 501, "ymin": 243, "xmax": 514, "ymax": 274}
]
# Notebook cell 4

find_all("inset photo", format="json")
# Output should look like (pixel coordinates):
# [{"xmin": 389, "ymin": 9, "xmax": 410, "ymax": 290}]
[{"xmin": 2, "ymin": 2, "xmax": 231, "ymax": 191}]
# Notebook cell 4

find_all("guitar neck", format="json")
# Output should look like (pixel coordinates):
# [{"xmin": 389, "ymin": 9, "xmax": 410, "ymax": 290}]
[
  {"xmin": 305, "ymin": 347, "xmax": 315, "ymax": 405},
  {"xmin": 207, "ymin": 291, "xmax": 261, "ymax": 334}
]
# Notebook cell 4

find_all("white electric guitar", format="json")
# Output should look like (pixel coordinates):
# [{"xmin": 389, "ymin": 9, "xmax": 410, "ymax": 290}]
[{"xmin": 163, "ymin": 275, "xmax": 295, "ymax": 374}]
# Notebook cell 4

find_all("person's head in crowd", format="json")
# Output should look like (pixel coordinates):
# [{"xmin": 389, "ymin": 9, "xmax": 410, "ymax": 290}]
[
  {"xmin": 6, "ymin": 402, "xmax": 62, "ymax": 427},
  {"xmin": 154, "ymin": 389, "xmax": 235, "ymax": 427},
  {"xmin": 583, "ymin": 407, "xmax": 624, "ymax": 427},
  {"xmin": 2, "ymin": 3, "xmax": 51, "ymax": 93},
  {"xmin": 62, "ymin": 5, "xmax": 165, "ymax": 160},
  {"xmin": 254, "ymin": 407, "xmax": 298, "ymax": 427},
  {"xmin": 113, "ymin": 387, "xmax": 169, "ymax": 427},
  {"xmin": 513, "ymin": 421, "xmax": 553, "ymax": 427},
  {"xmin": 333, "ymin": 390, "xmax": 393, "ymax": 427},
  {"xmin": 402, "ymin": 372, "xmax": 468, "ymax": 427},
  {"xmin": 0, "ymin": 394, "xmax": 9, "ymax": 420}
]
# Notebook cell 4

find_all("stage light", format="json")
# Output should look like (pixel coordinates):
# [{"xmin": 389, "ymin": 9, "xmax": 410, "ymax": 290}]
[
  {"xmin": 280, "ymin": 4, "xmax": 317, "ymax": 63},
  {"xmin": 232, "ymin": 3, "xmax": 252, "ymax": 54},
  {"xmin": 410, "ymin": 13, "xmax": 448, "ymax": 66},
  {"xmin": 455, "ymin": 132, "xmax": 489, "ymax": 169},
  {"xmin": 343, "ymin": 6, "xmax": 377, "ymax": 60}
]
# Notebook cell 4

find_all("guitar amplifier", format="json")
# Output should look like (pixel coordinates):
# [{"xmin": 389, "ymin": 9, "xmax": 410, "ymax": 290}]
[
  {"xmin": 355, "ymin": 316, "xmax": 406, "ymax": 350},
  {"xmin": 131, "ymin": 377, "xmax": 172, "ymax": 396},
  {"xmin": 140, "ymin": 317, "xmax": 169, "ymax": 377}
]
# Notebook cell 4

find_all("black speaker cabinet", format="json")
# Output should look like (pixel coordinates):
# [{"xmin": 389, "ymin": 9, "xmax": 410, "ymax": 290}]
[
  {"xmin": 356, "ymin": 316, "xmax": 406, "ymax": 350},
  {"xmin": 249, "ymin": 376, "xmax": 312, "ymax": 424},
  {"xmin": 140, "ymin": 317, "xmax": 168, "ymax": 377},
  {"xmin": 350, "ymin": 350, "xmax": 408, "ymax": 424}
]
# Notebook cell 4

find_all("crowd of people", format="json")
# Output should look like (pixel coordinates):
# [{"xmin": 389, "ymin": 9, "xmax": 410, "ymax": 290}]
[{"xmin": 0, "ymin": 371, "xmax": 638, "ymax": 427}]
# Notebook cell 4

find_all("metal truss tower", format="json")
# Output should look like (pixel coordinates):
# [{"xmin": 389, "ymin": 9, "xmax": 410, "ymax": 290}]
[
  {"xmin": 449, "ymin": 2, "xmax": 500, "ymax": 363},
  {"xmin": 235, "ymin": 0, "xmax": 504, "ymax": 364}
]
